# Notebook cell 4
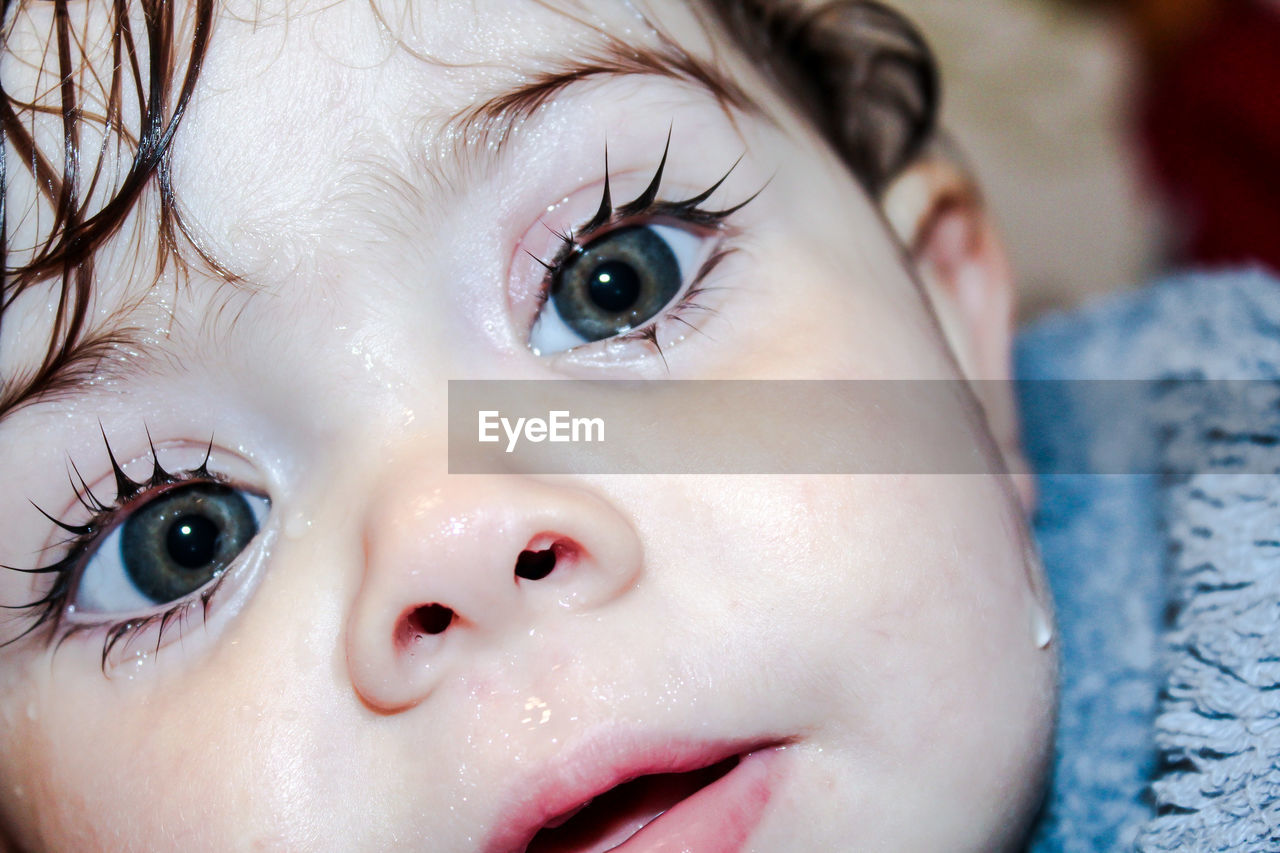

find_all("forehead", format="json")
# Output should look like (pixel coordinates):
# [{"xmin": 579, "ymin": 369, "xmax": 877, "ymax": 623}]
[
  {"xmin": 171, "ymin": 0, "xmax": 744, "ymax": 276},
  {"xmin": 0, "ymin": 0, "xmax": 788, "ymax": 414},
  {"xmin": 0, "ymin": 0, "xmax": 759, "ymax": 282}
]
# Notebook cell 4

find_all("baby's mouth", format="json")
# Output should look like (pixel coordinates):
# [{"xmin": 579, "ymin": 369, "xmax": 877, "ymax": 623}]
[{"xmin": 524, "ymin": 756, "xmax": 740, "ymax": 853}]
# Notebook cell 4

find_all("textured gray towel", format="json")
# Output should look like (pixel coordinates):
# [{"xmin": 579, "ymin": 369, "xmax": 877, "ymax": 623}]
[
  {"xmin": 1140, "ymin": 335, "xmax": 1280, "ymax": 849},
  {"xmin": 1018, "ymin": 269, "xmax": 1280, "ymax": 851}
]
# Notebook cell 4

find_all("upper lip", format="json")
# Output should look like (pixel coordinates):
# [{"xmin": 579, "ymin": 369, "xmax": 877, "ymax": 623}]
[{"xmin": 482, "ymin": 731, "xmax": 781, "ymax": 853}]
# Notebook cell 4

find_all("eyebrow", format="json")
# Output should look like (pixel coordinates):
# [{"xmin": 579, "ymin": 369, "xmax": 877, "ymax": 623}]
[
  {"xmin": 445, "ymin": 32, "xmax": 764, "ymax": 155},
  {"xmin": 0, "ymin": 32, "xmax": 767, "ymax": 423}
]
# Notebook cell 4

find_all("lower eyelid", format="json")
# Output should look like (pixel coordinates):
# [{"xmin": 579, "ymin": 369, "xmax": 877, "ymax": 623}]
[
  {"xmin": 528, "ymin": 210, "xmax": 734, "ymax": 351},
  {"xmin": 529, "ymin": 230, "xmax": 723, "ymax": 359},
  {"xmin": 69, "ymin": 490, "xmax": 271, "ymax": 617},
  {"xmin": 540, "ymin": 239, "xmax": 741, "ymax": 371},
  {"xmin": 61, "ymin": 521, "xmax": 275, "ymax": 673}
]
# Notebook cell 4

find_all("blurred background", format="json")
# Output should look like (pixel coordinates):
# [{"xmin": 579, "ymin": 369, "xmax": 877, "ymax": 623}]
[{"xmin": 893, "ymin": 0, "xmax": 1280, "ymax": 319}]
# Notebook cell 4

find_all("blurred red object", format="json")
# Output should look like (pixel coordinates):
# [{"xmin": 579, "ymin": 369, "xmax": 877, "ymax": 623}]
[{"xmin": 1139, "ymin": 0, "xmax": 1280, "ymax": 274}]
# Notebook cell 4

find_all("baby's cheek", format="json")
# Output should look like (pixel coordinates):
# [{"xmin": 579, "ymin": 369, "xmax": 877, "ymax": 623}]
[
  {"xmin": 761, "ymin": 474, "xmax": 1051, "ymax": 839},
  {"xmin": 0, "ymin": 668, "xmax": 51, "ymax": 849},
  {"xmin": 0, "ymin": 637, "xmax": 321, "ymax": 850},
  {"xmin": 0, "ymin": 665, "xmax": 142, "ymax": 850},
  {"xmin": 1, "ymin": 685, "xmax": 151, "ymax": 848},
  {"xmin": 687, "ymin": 472, "xmax": 1043, "ymax": 721}
]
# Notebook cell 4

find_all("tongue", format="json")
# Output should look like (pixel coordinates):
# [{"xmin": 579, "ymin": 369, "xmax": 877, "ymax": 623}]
[{"xmin": 526, "ymin": 759, "xmax": 737, "ymax": 853}]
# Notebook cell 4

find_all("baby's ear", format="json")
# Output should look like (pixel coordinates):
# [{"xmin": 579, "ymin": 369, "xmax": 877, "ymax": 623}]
[
  {"xmin": 884, "ymin": 157, "xmax": 1033, "ymax": 507},
  {"xmin": 884, "ymin": 157, "xmax": 1013, "ymax": 382}
]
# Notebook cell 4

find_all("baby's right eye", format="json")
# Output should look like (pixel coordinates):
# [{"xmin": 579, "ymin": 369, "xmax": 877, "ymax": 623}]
[
  {"xmin": 74, "ymin": 481, "xmax": 269, "ymax": 614},
  {"xmin": 2, "ymin": 434, "xmax": 275, "ymax": 665}
]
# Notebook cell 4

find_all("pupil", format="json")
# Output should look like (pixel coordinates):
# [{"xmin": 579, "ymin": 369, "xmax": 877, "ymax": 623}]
[
  {"xmin": 587, "ymin": 260, "xmax": 641, "ymax": 313},
  {"xmin": 166, "ymin": 514, "xmax": 221, "ymax": 570}
]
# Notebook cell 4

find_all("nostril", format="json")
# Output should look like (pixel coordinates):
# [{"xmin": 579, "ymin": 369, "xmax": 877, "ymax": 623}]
[
  {"xmin": 407, "ymin": 603, "xmax": 454, "ymax": 636},
  {"xmin": 515, "ymin": 548, "xmax": 557, "ymax": 581}
]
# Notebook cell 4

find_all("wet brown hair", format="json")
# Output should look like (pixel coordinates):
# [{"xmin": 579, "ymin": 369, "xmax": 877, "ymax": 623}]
[
  {"xmin": 697, "ymin": 0, "xmax": 937, "ymax": 193},
  {"xmin": 1, "ymin": 0, "xmax": 220, "ymax": 413},
  {"xmin": 0, "ymin": 0, "xmax": 937, "ymax": 417}
]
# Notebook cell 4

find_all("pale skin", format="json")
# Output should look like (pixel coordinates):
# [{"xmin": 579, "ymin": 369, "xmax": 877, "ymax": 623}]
[{"xmin": 0, "ymin": 1, "xmax": 1056, "ymax": 851}]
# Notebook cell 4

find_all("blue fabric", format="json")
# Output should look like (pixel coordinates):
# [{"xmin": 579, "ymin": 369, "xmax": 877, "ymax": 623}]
[{"xmin": 1015, "ymin": 269, "xmax": 1280, "ymax": 851}]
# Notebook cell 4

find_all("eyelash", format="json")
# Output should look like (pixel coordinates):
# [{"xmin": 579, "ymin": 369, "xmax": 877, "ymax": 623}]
[
  {"xmin": 1, "ymin": 429, "xmax": 237, "ymax": 670},
  {"xmin": 529, "ymin": 133, "xmax": 763, "ymax": 362}
]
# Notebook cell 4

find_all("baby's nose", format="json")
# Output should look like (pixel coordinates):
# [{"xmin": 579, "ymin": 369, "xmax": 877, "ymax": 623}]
[{"xmin": 345, "ymin": 473, "xmax": 643, "ymax": 712}]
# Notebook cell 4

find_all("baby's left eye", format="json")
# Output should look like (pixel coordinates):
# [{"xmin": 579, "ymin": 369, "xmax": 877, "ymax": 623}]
[
  {"xmin": 529, "ymin": 223, "xmax": 710, "ymax": 355},
  {"xmin": 74, "ymin": 482, "xmax": 269, "ymax": 614}
]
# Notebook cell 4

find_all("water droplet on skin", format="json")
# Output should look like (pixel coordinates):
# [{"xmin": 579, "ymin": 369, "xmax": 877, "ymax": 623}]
[
  {"xmin": 284, "ymin": 512, "xmax": 312, "ymax": 540},
  {"xmin": 25, "ymin": 701, "xmax": 37, "ymax": 721},
  {"xmin": 1030, "ymin": 600, "xmax": 1054, "ymax": 649},
  {"xmin": 520, "ymin": 696, "xmax": 552, "ymax": 728},
  {"xmin": 1021, "ymin": 534, "xmax": 1054, "ymax": 649}
]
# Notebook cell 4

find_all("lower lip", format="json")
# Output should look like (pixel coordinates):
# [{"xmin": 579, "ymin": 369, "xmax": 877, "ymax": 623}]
[{"xmin": 613, "ymin": 745, "xmax": 784, "ymax": 853}]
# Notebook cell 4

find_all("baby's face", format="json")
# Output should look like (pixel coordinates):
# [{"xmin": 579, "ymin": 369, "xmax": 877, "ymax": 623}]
[{"xmin": 0, "ymin": 1, "xmax": 1055, "ymax": 850}]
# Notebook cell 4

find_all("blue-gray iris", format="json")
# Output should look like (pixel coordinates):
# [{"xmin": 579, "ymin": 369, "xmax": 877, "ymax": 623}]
[
  {"xmin": 551, "ymin": 225, "xmax": 682, "ymax": 342},
  {"xmin": 119, "ymin": 483, "xmax": 258, "ymax": 603}
]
